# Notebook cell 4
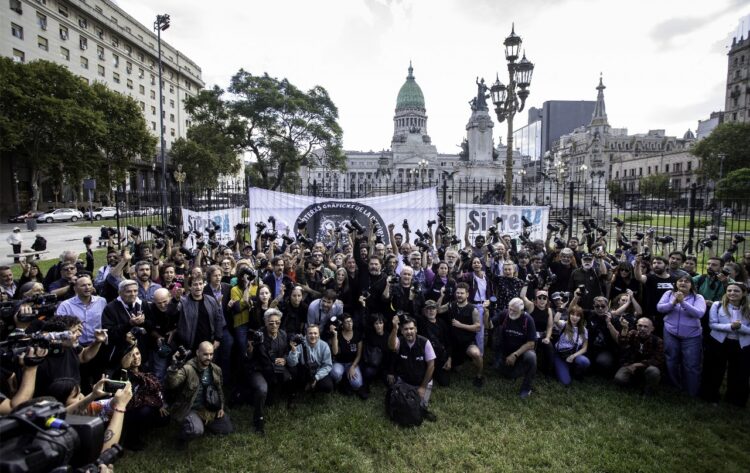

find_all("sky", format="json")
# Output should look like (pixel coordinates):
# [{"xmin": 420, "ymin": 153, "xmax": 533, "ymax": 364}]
[{"xmin": 115, "ymin": 0, "xmax": 750, "ymax": 155}]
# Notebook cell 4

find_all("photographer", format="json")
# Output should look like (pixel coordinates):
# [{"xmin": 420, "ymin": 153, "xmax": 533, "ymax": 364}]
[
  {"xmin": 135, "ymin": 260, "xmax": 162, "ymax": 303},
  {"xmin": 307, "ymin": 289, "xmax": 343, "ymax": 338},
  {"xmin": 286, "ymin": 324, "xmax": 334, "ymax": 395},
  {"xmin": 387, "ymin": 266, "xmax": 422, "ymax": 318},
  {"xmin": 568, "ymin": 253, "xmax": 604, "ymax": 311},
  {"xmin": 144, "ymin": 288, "xmax": 178, "ymax": 383},
  {"xmin": 0, "ymin": 346, "xmax": 47, "ymax": 415},
  {"xmin": 520, "ymin": 288, "xmax": 554, "ymax": 376},
  {"xmin": 175, "ymin": 275, "xmax": 224, "ymax": 352},
  {"xmin": 262, "ymin": 256, "xmax": 293, "ymax": 300},
  {"xmin": 548, "ymin": 248, "xmax": 576, "ymax": 294},
  {"xmin": 240, "ymin": 309, "xmax": 292, "ymax": 435},
  {"xmin": 437, "ymin": 282, "xmax": 484, "ymax": 388},
  {"xmin": 56, "ymin": 276, "xmax": 106, "ymax": 347},
  {"xmin": 329, "ymin": 313, "xmax": 365, "ymax": 398},
  {"xmin": 415, "ymin": 301, "xmax": 452, "ymax": 387},
  {"xmin": 693, "ymin": 257, "xmax": 730, "ymax": 306},
  {"xmin": 102, "ymin": 280, "xmax": 148, "ymax": 355},
  {"xmin": 426, "ymin": 261, "xmax": 457, "ymax": 303},
  {"xmin": 635, "ymin": 255, "xmax": 677, "ymax": 333},
  {"xmin": 489, "ymin": 298, "xmax": 537, "ymax": 399},
  {"xmin": 47, "ymin": 261, "xmax": 80, "ymax": 301},
  {"xmin": 280, "ymin": 286, "xmax": 309, "ymax": 338},
  {"xmin": 584, "ymin": 296, "xmax": 623, "ymax": 375},
  {"xmin": 167, "ymin": 341, "xmax": 233, "ymax": 448}
]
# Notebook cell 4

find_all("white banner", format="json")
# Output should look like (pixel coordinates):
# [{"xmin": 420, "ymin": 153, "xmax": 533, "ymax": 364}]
[
  {"xmin": 248, "ymin": 187, "xmax": 439, "ymax": 245},
  {"xmin": 454, "ymin": 203, "xmax": 550, "ymax": 243},
  {"xmin": 181, "ymin": 207, "xmax": 244, "ymax": 250}
]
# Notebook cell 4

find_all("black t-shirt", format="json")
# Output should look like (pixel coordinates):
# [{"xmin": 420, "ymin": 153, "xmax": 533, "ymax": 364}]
[
  {"xmin": 585, "ymin": 312, "xmax": 618, "ymax": 353},
  {"xmin": 448, "ymin": 302, "xmax": 476, "ymax": 347},
  {"xmin": 609, "ymin": 276, "xmax": 640, "ymax": 302},
  {"xmin": 642, "ymin": 273, "xmax": 676, "ymax": 318},
  {"xmin": 193, "ymin": 297, "xmax": 213, "ymax": 350},
  {"xmin": 494, "ymin": 313, "xmax": 536, "ymax": 357},
  {"xmin": 35, "ymin": 345, "xmax": 83, "ymax": 397},
  {"xmin": 334, "ymin": 330, "xmax": 361, "ymax": 364},
  {"xmin": 548, "ymin": 262, "xmax": 573, "ymax": 293},
  {"xmin": 530, "ymin": 307, "xmax": 550, "ymax": 334}
]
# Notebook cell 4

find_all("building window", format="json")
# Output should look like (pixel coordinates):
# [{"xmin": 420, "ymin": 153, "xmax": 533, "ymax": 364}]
[
  {"xmin": 9, "ymin": 0, "xmax": 22, "ymax": 14},
  {"xmin": 59, "ymin": 25, "xmax": 68, "ymax": 40},
  {"xmin": 113, "ymin": 72, "xmax": 120, "ymax": 83},
  {"xmin": 169, "ymin": 99, "xmax": 174, "ymax": 108},
  {"xmin": 169, "ymin": 84, "xmax": 174, "ymax": 94},
  {"xmin": 150, "ymin": 90, "xmax": 155, "ymax": 99},
  {"xmin": 151, "ymin": 106, "xmax": 156, "ymax": 115},
  {"xmin": 139, "ymin": 84, "xmax": 145, "ymax": 94},
  {"xmin": 11, "ymin": 23, "xmax": 23, "ymax": 39},
  {"xmin": 638, "ymin": 167, "xmax": 642, "ymax": 176},
  {"xmin": 151, "ymin": 122, "xmax": 156, "ymax": 131},
  {"xmin": 687, "ymin": 161, "xmax": 692, "ymax": 171},
  {"xmin": 80, "ymin": 36, "xmax": 88, "ymax": 50},
  {"xmin": 95, "ymin": 27, "xmax": 103, "ymax": 40},
  {"xmin": 94, "ymin": 5, "xmax": 101, "ymax": 13},
  {"xmin": 37, "ymin": 35, "xmax": 48, "ymax": 51},
  {"xmin": 615, "ymin": 171, "xmax": 619, "ymax": 178},
  {"xmin": 137, "ymin": 51, "xmax": 144, "ymax": 61},
  {"xmin": 111, "ymin": 16, "xmax": 117, "ymax": 24},
  {"xmin": 80, "ymin": 56, "xmax": 88, "ymax": 69},
  {"xmin": 12, "ymin": 48, "xmax": 24, "ymax": 63},
  {"xmin": 665, "ymin": 164, "xmax": 669, "ymax": 172},
  {"xmin": 125, "ymin": 44, "xmax": 132, "ymax": 56},
  {"xmin": 139, "ymin": 101, "xmax": 145, "ymax": 111},
  {"xmin": 112, "ymin": 54, "xmax": 119, "ymax": 67},
  {"xmin": 58, "ymin": 4, "xmax": 68, "ymax": 17},
  {"xmin": 170, "ymin": 128, "xmax": 175, "ymax": 137},
  {"xmin": 138, "ymin": 68, "xmax": 144, "ymax": 78},
  {"xmin": 125, "ymin": 61, "xmax": 132, "ymax": 74},
  {"xmin": 126, "ymin": 79, "xmax": 133, "ymax": 89},
  {"xmin": 60, "ymin": 46, "xmax": 69, "ymax": 60},
  {"xmin": 112, "ymin": 35, "xmax": 119, "ymax": 47},
  {"xmin": 169, "ymin": 113, "xmax": 174, "ymax": 122},
  {"xmin": 78, "ymin": 17, "xmax": 87, "ymax": 29},
  {"xmin": 150, "ymin": 74, "xmax": 155, "ymax": 85},
  {"xmin": 97, "ymin": 45, "xmax": 104, "ymax": 60},
  {"xmin": 97, "ymin": 65, "xmax": 105, "ymax": 77},
  {"xmin": 37, "ymin": 12, "xmax": 47, "ymax": 30}
]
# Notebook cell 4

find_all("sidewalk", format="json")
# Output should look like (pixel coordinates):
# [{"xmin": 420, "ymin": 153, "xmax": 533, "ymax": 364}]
[{"xmin": 0, "ymin": 222, "xmax": 99, "ymax": 266}]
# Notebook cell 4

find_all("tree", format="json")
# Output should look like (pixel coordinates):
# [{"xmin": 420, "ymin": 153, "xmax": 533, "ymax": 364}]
[
  {"xmin": 228, "ymin": 70, "xmax": 346, "ymax": 190},
  {"xmin": 171, "ymin": 86, "xmax": 243, "ymax": 188},
  {"xmin": 90, "ymin": 83, "xmax": 157, "ymax": 201},
  {"xmin": 691, "ymin": 122, "xmax": 750, "ymax": 180},
  {"xmin": 639, "ymin": 174, "xmax": 675, "ymax": 199},
  {"xmin": 607, "ymin": 180, "xmax": 625, "ymax": 205},
  {"xmin": 716, "ymin": 168, "xmax": 750, "ymax": 203}
]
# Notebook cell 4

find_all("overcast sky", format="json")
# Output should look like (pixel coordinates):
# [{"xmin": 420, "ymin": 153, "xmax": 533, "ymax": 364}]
[{"xmin": 116, "ymin": 0, "xmax": 750, "ymax": 154}]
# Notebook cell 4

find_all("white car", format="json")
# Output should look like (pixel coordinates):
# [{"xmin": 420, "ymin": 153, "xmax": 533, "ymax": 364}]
[
  {"xmin": 37, "ymin": 208, "xmax": 84, "ymax": 223},
  {"xmin": 91, "ymin": 207, "xmax": 118, "ymax": 220}
]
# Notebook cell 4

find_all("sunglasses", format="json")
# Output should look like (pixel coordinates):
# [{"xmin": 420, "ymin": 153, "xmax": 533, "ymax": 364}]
[{"xmin": 594, "ymin": 305, "xmax": 607, "ymax": 309}]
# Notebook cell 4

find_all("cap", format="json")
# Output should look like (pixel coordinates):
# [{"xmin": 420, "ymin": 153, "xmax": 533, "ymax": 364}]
[
  {"xmin": 12, "ymin": 227, "xmax": 20, "ymax": 231},
  {"xmin": 423, "ymin": 300, "xmax": 438, "ymax": 309},
  {"xmin": 551, "ymin": 292, "xmax": 562, "ymax": 300},
  {"xmin": 582, "ymin": 253, "xmax": 594, "ymax": 260}
]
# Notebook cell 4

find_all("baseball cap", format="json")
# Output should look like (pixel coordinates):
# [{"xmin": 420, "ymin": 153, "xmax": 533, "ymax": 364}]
[
  {"xmin": 581, "ymin": 253, "xmax": 594, "ymax": 260},
  {"xmin": 423, "ymin": 300, "xmax": 438, "ymax": 309}
]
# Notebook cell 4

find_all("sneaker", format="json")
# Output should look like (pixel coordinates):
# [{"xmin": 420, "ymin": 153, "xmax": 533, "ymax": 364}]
[
  {"xmin": 520, "ymin": 389, "xmax": 532, "ymax": 400},
  {"xmin": 421, "ymin": 408, "xmax": 437, "ymax": 422},
  {"xmin": 473, "ymin": 376, "xmax": 485, "ymax": 388}
]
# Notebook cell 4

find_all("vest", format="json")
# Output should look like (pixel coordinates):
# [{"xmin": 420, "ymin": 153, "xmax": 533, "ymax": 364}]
[{"xmin": 396, "ymin": 335, "xmax": 429, "ymax": 387}]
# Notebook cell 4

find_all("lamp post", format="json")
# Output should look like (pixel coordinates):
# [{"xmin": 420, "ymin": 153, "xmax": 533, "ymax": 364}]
[
  {"xmin": 173, "ymin": 164, "xmax": 186, "ymax": 224},
  {"xmin": 579, "ymin": 164, "xmax": 588, "ymax": 184},
  {"xmin": 490, "ymin": 24, "xmax": 534, "ymax": 205},
  {"xmin": 12, "ymin": 172, "xmax": 20, "ymax": 214},
  {"xmin": 417, "ymin": 159, "xmax": 428, "ymax": 181},
  {"xmin": 154, "ymin": 13, "xmax": 170, "ymax": 228}
]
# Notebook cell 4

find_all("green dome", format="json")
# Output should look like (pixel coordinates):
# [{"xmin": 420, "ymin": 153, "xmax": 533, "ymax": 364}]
[{"xmin": 396, "ymin": 63, "xmax": 425, "ymax": 110}]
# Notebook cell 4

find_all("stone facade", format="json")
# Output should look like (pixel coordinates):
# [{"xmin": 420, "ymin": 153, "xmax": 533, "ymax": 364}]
[{"xmin": 725, "ymin": 27, "xmax": 750, "ymax": 124}]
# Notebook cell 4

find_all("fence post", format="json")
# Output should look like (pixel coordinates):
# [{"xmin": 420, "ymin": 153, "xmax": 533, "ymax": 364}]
[
  {"xmin": 686, "ymin": 183, "xmax": 697, "ymax": 255},
  {"xmin": 568, "ymin": 181, "xmax": 574, "ymax": 234},
  {"xmin": 442, "ymin": 178, "xmax": 448, "ymax": 219},
  {"xmin": 312, "ymin": 180, "xmax": 318, "ymax": 199},
  {"xmin": 115, "ymin": 189, "xmax": 122, "ymax": 251}
]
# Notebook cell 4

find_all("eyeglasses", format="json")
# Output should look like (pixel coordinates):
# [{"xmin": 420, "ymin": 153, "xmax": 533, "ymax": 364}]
[
  {"xmin": 620, "ymin": 269, "xmax": 631, "ymax": 272},
  {"xmin": 594, "ymin": 305, "xmax": 607, "ymax": 309},
  {"xmin": 267, "ymin": 320, "xmax": 280, "ymax": 325}
]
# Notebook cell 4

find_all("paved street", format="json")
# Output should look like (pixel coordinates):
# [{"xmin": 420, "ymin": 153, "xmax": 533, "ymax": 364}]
[{"xmin": 0, "ymin": 222, "xmax": 103, "ymax": 266}]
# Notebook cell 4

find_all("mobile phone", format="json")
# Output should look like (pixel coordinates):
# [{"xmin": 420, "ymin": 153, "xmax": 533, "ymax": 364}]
[
  {"xmin": 120, "ymin": 369, "xmax": 128, "ymax": 381},
  {"xmin": 103, "ymin": 380, "xmax": 127, "ymax": 394}
]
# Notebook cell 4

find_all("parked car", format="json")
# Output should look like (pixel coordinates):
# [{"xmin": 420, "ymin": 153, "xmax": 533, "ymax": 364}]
[
  {"xmin": 7, "ymin": 211, "xmax": 41, "ymax": 223},
  {"xmin": 37, "ymin": 208, "xmax": 84, "ymax": 223},
  {"xmin": 132, "ymin": 207, "xmax": 155, "ymax": 216},
  {"xmin": 90, "ymin": 207, "xmax": 119, "ymax": 220}
]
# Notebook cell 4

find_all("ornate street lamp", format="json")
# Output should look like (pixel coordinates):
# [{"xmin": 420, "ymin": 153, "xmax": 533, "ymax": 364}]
[
  {"xmin": 490, "ymin": 24, "xmax": 534, "ymax": 204},
  {"xmin": 417, "ymin": 159, "xmax": 428, "ymax": 181},
  {"xmin": 173, "ymin": 163, "xmax": 186, "ymax": 223},
  {"xmin": 154, "ymin": 13, "xmax": 170, "ymax": 227}
]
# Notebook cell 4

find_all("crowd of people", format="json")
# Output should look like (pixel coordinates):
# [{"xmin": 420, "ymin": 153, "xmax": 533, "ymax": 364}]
[{"xmin": 1, "ymin": 214, "xmax": 749, "ymax": 461}]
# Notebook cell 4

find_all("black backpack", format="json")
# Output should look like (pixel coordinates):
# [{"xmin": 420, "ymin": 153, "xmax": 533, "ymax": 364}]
[{"xmin": 385, "ymin": 380, "xmax": 423, "ymax": 427}]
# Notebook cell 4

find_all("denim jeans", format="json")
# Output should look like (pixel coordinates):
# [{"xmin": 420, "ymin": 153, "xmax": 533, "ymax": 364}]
[
  {"xmin": 663, "ymin": 330, "xmax": 702, "ymax": 397},
  {"xmin": 553, "ymin": 353, "xmax": 591, "ymax": 385},
  {"xmin": 234, "ymin": 325, "xmax": 249, "ymax": 359},
  {"xmin": 217, "ymin": 327, "xmax": 235, "ymax": 383},
  {"xmin": 150, "ymin": 351, "xmax": 169, "ymax": 385},
  {"xmin": 331, "ymin": 362, "xmax": 363, "ymax": 390}
]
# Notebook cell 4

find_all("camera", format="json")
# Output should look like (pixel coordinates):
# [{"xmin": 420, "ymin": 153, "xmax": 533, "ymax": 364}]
[
  {"xmin": 126, "ymin": 225, "xmax": 140, "ymax": 236},
  {"xmin": 238, "ymin": 266, "xmax": 257, "ymax": 280},
  {"xmin": 582, "ymin": 220, "xmax": 592, "ymax": 233},
  {"xmin": 396, "ymin": 310, "xmax": 409, "ymax": 325},
  {"xmin": 635, "ymin": 232, "xmax": 645, "ymax": 240},
  {"xmin": 547, "ymin": 223, "xmax": 560, "ymax": 232},
  {"xmin": 267, "ymin": 216, "xmax": 276, "ymax": 228},
  {"xmin": 174, "ymin": 345, "xmax": 191, "ymax": 363},
  {"xmin": 734, "ymin": 234, "xmax": 746, "ymax": 243},
  {"xmin": 656, "ymin": 235, "xmax": 674, "ymax": 245},
  {"xmin": 438, "ymin": 223, "xmax": 449, "ymax": 235},
  {"xmin": 389, "ymin": 275, "xmax": 401, "ymax": 285},
  {"xmin": 361, "ymin": 290, "xmax": 370, "ymax": 299},
  {"xmin": 521, "ymin": 216, "xmax": 532, "ymax": 228},
  {"xmin": 291, "ymin": 333, "xmax": 305, "ymax": 345},
  {"xmin": 235, "ymin": 222, "xmax": 249, "ymax": 230},
  {"xmin": 296, "ymin": 219, "xmax": 307, "ymax": 230},
  {"xmin": 255, "ymin": 221, "xmax": 267, "ymax": 233},
  {"xmin": 83, "ymin": 235, "xmax": 92, "ymax": 246},
  {"xmin": 613, "ymin": 217, "xmax": 624, "ymax": 227},
  {"xmin": 282, "ymin": 234, "xmax": 295, "ymax": 245},
  {"xmin": 147, "ymin": 224, "xmax": 165, "ymax": 239},
  {"xmin": 437, "ymin": 212, "xmax": 446, "ymax": 222},
  {"xmin": 328, "ymin": 315, "xmax": 342, "ymax": 330},
  {"xmin": 596, "ymin": 227, "xmax": 608, "ymax": 236},
  {"xmin": 458, "ymin": 249, "xmax": 470, "ymax": 261},
  {"xmin": 450, "ymin": 235, "xmax": 461, "ymax": 246},
  {"xmin": 296, "ymin": 233, "xmax": 314, "ymax": 247},
  {"xmin": 426, "ymin": 219, "xmax": 436, "ymax": 227},
  {"xmin": 555, "ymin": 218, "xmax": 568, "ymax": 228},
  {"xmin": 415, "ymin": 229, "xmax": 428, "ymax": 240},
  {"xmin": 350, "ymin": 219, "xmax": 365, "ymax": 234},
  {"xmin": 251, "ymin": 329, "xmax": 264, "ymax": 345},
  {"xmin": 129, "ymin": 326, "xmax": 147, "ymax": 336},
  {"xmin": 402, "ymin": 219, "xmax": 410, "ymax": 231},
  {"xmin": 103, "ymin": 379, "xmax": 127, "ymax": 394}
]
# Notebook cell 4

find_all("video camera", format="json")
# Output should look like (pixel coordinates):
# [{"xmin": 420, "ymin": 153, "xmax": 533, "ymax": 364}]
[
  {"xmin": 296, "ymin": 233, "xmax": 314, "ymax": 247},
  {"xmin": 0, "ymin": 399, "xmax": 124, "ymax": 473}
]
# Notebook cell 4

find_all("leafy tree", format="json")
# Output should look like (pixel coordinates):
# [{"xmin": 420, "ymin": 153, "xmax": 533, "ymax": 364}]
[
  {"xmin": 171, "ymin": 86, "xmax": 243, "ymax": 188},
  {"xmin": 90, "ymin": 83, "xmax": 157, "ymax": 201},
  {"xmin": 607, "ymin": 180, "xmax": 625, "ymax": 205},
  {"xmin": 639, "ymin": 174, "xmax": 675, "ymax": 199},
  {"xmin": 228, "ymin": 70, "xmax": 346, "ymax": 190},
  {"xmin": 692, "ymin": 122, "xmax": 750, "ymax": 180},
  {"xmin": 716, "ymin": 168, "xmax": 750, "ymax": 203}
]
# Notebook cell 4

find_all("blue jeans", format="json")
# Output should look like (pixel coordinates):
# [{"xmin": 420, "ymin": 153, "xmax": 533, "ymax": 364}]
[
  {"xmin": 553, "ymin": 353, "xmax": 591, "ymax": 385},
  {"xmin": 150, "ymin": 351, "xmax": 169, "ymax": 385},
  {"xmin": 663, "ymin": 330, "xmax": 702, "ymax": 397},
  {"xmin": 331, "ymin": 362, "xmax": 363, "ymax": 390},
  {"xmin": 475, "ymin": 305, "xmax": 485, "ymax": 355},
  {"xmin": 218, "ymin": 327, "xmax": 234, "ymax": 382},
  {"xmin": 234, "ymin": 325, "xmax": 249, "ymax": 358}
]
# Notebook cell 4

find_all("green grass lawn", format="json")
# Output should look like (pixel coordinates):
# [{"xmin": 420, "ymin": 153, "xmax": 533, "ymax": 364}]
[
  {"xmin": 116, "ymin": 373, "xmax": 750, "ymax": 473},
  {"xmin": 9, "ymin": 249, "xmax": 108, "ymax": 280},
  {"xmin": 73, "ymin": 215, "xmax": 162, "ymax": 228}
]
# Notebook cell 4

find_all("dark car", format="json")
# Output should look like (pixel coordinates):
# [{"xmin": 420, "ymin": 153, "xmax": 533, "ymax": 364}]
[{"xmin": 7, "ymin": 211, "xmax": 40, "ymax": 223}]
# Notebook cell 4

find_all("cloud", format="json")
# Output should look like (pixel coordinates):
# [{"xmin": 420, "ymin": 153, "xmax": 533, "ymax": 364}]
[{"xmin": 650, "ymin": 0, "xmax": 749, "ymax": 48}]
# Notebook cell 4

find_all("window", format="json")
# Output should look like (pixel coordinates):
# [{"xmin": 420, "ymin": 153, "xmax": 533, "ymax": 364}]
[
  {"xmin": 60, "ymin": 46, "xmax": 69, "ymax": 60},
  {"xmin": 161, "ymin": 111, "xmax": 165, "ymax": 119},
  {"xmin": 94, "ymin": 6, "xmax": 102, "ymax": 13},
  {"xmin": 97, "ymin": 65, "xmax": 105, "ymax": 77},
  {"xmin": 113, "ymin": 72, "xmax": 120, "ymax": 83},
  {"xmin": 151, "ymin": 121, "xmax": 156, "ymax": 131},
  {"xmin": 110, "ymin": 16, "xmax": 117, "ymax": 24},
  {"xmin": 187, "ymin": 82, "xmax": 192, "ymax": 91},
  {"xmin": 138, "ymin": 68, "xmax": 144, "ymax": 79},
  {"xmin": 687, "ymin": 161, "xmax": 692, "ymax": 171},
  {"xmin": 139, "ymin": 84, "xmax": 145, "ymax": 94},
  {"xmin": 675, "ymin": 163, "xmax": 682, "ymax": 172},
  {"xmin": 37, "ymin": 36, "xmax": 48, "ymax": 51},
  {"xmin": 97, "ymin": 45, "xmax": 104, "ymax": 60},
  {"xmin": 37, "ymin": 13, "xmax": 47, "ymax": 30},
  {"xmin": 126, "ymin": 79, "xmax": 133, "ymax": 89},
  {"xmin": 150, "ymin": 74, "xmax": 155, "ymax": 85},
  {"xmin": 11, "ymin": 23, "xmax": 23, "ymax": 39},
  {"xmin": 150, "ymin": 90, "xmax": 155, "ymax": 99},
  {"xmin": 59, "ymin": 25, "xmax": 68, "ymax": 40},
  {"xmin": 78, "ymin": 17, "xmax": 87, "ymax": 29},
  {"xmin": 150, "ymin": 105, "xmax": 156, "ymax": 115},
  {"xmin": 12, "ymin": 48, "xmax": 24, "ymax": 63},
  {"xmin": 125, "ymin": 45, "xmax": 132, "ymax": 56},
  {"xmin": 80, "ymin": 36, "xmax": 88, "ymax": 50},
  {"xmin": 125, "ymin": 61, "xmax": 132, "ymax": 73},
  {"xmin": 80, "ymin": 56, "xmax": 88, "ymax": 69},
  {"xmin": 137, "ymin": 51, "xmax": 144, "ymax": 61},
  {"xmin": 112, "ymin": 36, "xmax": 119, "ymax": 47},
  {"xmin": 169, "ymin": 84, "xmax": 174, "ymax": 94},
  {"xmin": 139, "ymin": 101, "xmax": 145, "ymax": 111},
  {"xmin": 638, "ymin": 167, "xmax": 642, "ymax": 176},
  {"xmin": 169, "ymin": 99, "xmax": 174, "ymax": 108},
  {"xmin": 170, "ymin": 128, "xmax": 175, "ymax": 137},
  {"xmin": 112, "ymin": 54, "xmax": 119, "ymax": 67},
  {"xmin": 9, "ymin": 0, "xmax": 22, "ymax": 14},
  {"xmin": 58, "ymin": 4, "xmax": 68, "ymax": 17},
  {"xmin": 95, "ymin": 27, "xmax": 103, "ymax": 39},
  {"xmin": 647, "ymin": 166, "xmax": 651, "ymax": 175},
  {"xmin": 169, "ymin": 113, "xmax": 174, "ymax": 122},
  {"xmin": 665, "ymin": 164, "xmax": 669, "ymax": 172},
  {"xmin": 615, "ymin": 171, "xmax": 619, "ymax": 178}
]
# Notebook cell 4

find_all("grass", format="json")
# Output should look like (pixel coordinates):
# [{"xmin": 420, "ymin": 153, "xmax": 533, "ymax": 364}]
[
  {"xmin": 73, "ymin": 215, "xmax": 162, "ymax": 228},
  {"xmin": 612, "ymin": 212, "xmax": 750, "ymax": 232},
  {"xmin": 9, "ymin": 249, "xmax": 109, "ymax": 280},
  {"xmin": 115, "ymin": 371, "xmax": 750, "ymax": 473}
]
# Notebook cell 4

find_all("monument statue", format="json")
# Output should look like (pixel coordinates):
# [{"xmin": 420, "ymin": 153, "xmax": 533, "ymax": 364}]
[{"xmin": 474, "ymin": 77, "xmax": 489, "ymax": 111}]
